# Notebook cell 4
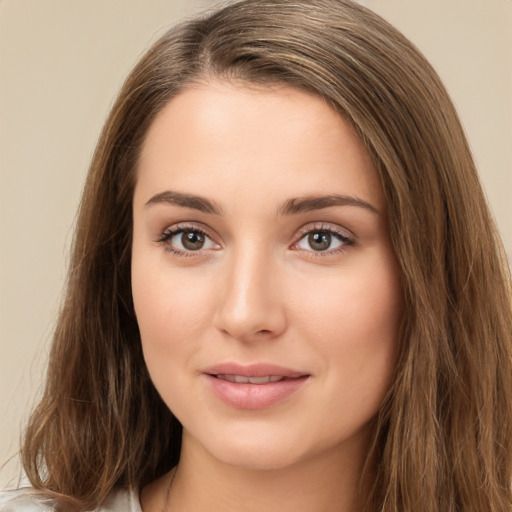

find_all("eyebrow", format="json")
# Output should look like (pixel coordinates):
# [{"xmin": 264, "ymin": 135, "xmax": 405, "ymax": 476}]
[
  {"xmin": 278, "ymin": 194, "xmax": 379, "ymax": 216},
  {"xmin": 145, "ymin": 190, "xmax": 223, "ymax": 215},
  {"xmin": 144, "ymin": 190, "xmax": 378, "ymax": 216}
]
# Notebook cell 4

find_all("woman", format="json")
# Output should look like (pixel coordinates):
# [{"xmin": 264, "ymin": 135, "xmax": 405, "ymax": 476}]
[{"xmin": 2, "ymin": 0, "xmax": 511, "ymax": 510}]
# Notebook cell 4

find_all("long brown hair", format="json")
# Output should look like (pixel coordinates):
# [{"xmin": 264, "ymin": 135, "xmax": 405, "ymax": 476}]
[{"xmin": 21, "ymin": 1, "xmax": 512, "ymax": 510}]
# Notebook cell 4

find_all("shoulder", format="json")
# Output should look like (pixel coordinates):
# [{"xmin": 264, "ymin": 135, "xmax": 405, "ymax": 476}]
[
  {"xmin": 0, "ymin": 488, "xmax": 141, "ymax": 512},
  {"xmin": 101, "ymin": 489, "xmax": 142, "ymax": 511},
  {"xmin": 0, "ymin": 488, "xmax": 55, "ymax": 511}
]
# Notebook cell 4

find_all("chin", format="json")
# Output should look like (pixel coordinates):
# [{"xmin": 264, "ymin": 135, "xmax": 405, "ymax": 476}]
[
  {"xmin": 185, "ymin": 422, "xmax": 312, "ymax": 471},
  {"xmin": 186, "ymin": 415, "xmax": 368, "ymax": 474},
  {"xmin": 209, "ymin": 442, "xmax": 305, "ymax": 471}
]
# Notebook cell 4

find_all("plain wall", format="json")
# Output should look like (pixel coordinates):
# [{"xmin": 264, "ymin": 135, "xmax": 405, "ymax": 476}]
[{"xmin": 1, "ymin": 0, "xmax": 511, "ymax": 489}]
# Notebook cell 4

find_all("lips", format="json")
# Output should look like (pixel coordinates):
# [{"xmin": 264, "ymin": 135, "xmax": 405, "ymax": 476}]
[
  {"xmin": 202, "ymin": 363, "xmax": 310, "ymax": 409},
  {"xmin": 216, "ymin": 375, "xmax": 284, "ymax": 384}
]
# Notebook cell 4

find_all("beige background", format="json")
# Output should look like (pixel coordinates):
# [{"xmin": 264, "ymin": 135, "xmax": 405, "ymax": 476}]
[{"xmin": 1, "ymin": 0, "xmax": 511, "ymax": 488}]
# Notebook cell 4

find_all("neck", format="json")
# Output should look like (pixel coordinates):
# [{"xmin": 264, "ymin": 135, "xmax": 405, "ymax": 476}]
[{"xmin": 143, "ymin": 429, "xmax": 372, "ymax": 512}]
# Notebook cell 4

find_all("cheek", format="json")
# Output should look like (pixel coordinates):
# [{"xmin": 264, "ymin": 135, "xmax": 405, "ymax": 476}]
[
  {"xmin": 131, "ymin": 256, "xmax": 211, "ymax": 397},
  {"xmin": 295, "ymin": 258, "xmax": 401, "ymax": 341},
  {"xmin": 132, "ymin": 239, "xmax": 213, "ymax": 339},
  {"xmin": 133, "ymin": 273, "xmax": 204, "ymax": 342},
  {"xmin": 292, "ymin": 253, "xmax": 402, "ymax": 404}
]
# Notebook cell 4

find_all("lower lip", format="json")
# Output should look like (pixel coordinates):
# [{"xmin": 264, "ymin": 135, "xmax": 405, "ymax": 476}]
[{"xmin": 204, "ymin": 375, "xmax": 309, "ymax": 410}]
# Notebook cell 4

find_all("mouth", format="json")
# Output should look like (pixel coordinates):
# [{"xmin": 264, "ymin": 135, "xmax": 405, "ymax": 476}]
[
  {"xmin": 213, "ymin": 375, "xmax": 292, "ymax": 384},
  {"xmin": 203, "ymin": 362, "xmax": 308, "ymax": 379},
  {"xmin": 202, "ymin": 363, "xmax": 310, "ymax": 409}
]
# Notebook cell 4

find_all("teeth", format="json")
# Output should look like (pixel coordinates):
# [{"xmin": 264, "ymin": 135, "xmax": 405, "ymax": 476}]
[{"xmin": 217, "ymin": 375, "xmax": 284, "ymax": 384}]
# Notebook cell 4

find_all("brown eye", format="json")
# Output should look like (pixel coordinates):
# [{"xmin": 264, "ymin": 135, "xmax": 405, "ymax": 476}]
[
  {"xmin": 181, "ymin": 231, "xmax": 205, "ymax": 251},
  {"xmin": 295, "ymin": 228, "xmax": 350, "ymax": 253},
  {"xmin": 307, "ymin": 232, "xmax": 332, "ymax": 251},
  {"xmin": 159, "ymin": 226, "xmax": 219, "ymax": 254}
]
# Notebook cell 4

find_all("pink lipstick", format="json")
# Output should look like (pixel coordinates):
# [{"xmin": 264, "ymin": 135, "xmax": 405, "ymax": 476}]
[{"xmin": 202, "ymin": 363, "xmax": 310, "ymax": 409}]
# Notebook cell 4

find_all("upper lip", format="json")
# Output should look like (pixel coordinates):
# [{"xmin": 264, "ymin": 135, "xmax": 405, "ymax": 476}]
[{"xmin": 202, "ymin": 362, "xmax": 309, "ymax": 378}]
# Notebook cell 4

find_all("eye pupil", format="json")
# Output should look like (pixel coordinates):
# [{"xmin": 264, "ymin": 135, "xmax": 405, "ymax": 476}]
[
  {"xmin": 308, "ymin": 232, "xmax": 331, "ymax": 251},
  {"xmin": 182, "ymin": 231, "xmax": 205, "ymax": 250}
]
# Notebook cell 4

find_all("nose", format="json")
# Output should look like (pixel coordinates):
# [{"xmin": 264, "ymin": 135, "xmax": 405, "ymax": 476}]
[{"xmin": 213, "ymin": 246, "xmax": 287, "ymax": 342}]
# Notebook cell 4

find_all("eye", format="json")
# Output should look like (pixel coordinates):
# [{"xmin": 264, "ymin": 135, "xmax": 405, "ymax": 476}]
[
  {"xmin": 158, "ymin": 225, "xmax": 220, "ymax": 255},
  {"xmin": 293, "ymin": 225, "xmax": 354, "ymax": 254},
  {"xmin": 297, "ymin": 231, "xmax": 344, "ymax": 252}
]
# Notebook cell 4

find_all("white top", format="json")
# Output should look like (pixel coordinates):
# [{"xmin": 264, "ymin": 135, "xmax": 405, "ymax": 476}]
[{"xmin": 0, "ymin": 488, "xmax": 142, "ymax": 512}]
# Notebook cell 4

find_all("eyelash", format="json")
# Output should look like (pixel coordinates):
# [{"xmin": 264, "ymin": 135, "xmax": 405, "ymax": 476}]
[
  {"xmin": 156, "ymin": 222, "xmax": 355, "ymax": 258},
  {"xmin": 156, "ymin": 223, "xmax": 217, "ymax": 258},
  {"xmin": 292, "ymin": 223, "xmax": 355, "ymax": 257}
]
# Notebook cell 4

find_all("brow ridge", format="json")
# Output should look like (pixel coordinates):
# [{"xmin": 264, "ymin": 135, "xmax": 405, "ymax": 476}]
[
  {"xmin": 145, "ymin": 190, "xmax": 222, "ymax": 215},
  {"xmin": 279, "ymin": 194, "xmax": 379, "ymax": 215},
  {"xmin": 145, "ymin": 190, "xmax": 378, "ymax": 217}
]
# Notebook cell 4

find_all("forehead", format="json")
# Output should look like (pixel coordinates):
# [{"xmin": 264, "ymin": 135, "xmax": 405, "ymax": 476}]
[{"xmin": 135, "ymin": 81, "xmax": 383, "ymax": 212}]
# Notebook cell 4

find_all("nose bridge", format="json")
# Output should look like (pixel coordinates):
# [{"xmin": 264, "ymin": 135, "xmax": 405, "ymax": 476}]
[{"xmin": 214, "ymin": 241, "xmax": 286, "ymax": 341}]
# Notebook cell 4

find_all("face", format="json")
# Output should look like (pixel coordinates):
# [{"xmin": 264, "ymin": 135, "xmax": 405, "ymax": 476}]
[{"xmin": 132, "ymin": 81, "xmax": 402, "ymax": 471}]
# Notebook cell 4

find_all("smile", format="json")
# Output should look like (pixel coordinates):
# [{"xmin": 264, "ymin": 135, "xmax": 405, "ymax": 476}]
[
  {"xmin": 202, "ymin": 363, "xmax": 310, "ymax": 409},
  {"xmin": 214, "ymin": 375, "xmax": 285, "ymax": 384}
]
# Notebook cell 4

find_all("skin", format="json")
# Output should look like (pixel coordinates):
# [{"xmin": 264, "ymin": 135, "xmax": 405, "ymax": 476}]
[{"xmin": 132, "ymin": 81, "xmax": 403, "ymax": 512}]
